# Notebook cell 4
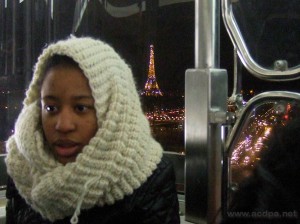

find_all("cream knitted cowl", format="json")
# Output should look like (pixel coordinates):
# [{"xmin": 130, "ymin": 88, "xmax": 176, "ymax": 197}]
[{"xmin": 5, "ymin": 37, "xmax": 163, "ymax": 222}]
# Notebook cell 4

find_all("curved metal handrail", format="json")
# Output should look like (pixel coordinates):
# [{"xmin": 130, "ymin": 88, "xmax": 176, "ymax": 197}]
[{"xmin": 222, "ymin": 0, "xmax": 300, "ymax": 81}]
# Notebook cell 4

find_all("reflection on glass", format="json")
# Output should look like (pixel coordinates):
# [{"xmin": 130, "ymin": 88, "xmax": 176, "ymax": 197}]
[
  {"xmin": 226, "ymin": 95, "xmax": 300, "ymax": 219},
  {"xmin": 229, "ymin": 99, "xmax": 300, "ymax": 185},
  {"xmin": 231, "ymin": 0, "xmax": 300, "ymax": 70}
]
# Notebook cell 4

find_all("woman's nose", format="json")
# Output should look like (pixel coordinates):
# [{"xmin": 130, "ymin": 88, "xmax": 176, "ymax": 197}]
[{"xmin": 55, "ymin": 109, "xmax": 76, "ymax": 132}]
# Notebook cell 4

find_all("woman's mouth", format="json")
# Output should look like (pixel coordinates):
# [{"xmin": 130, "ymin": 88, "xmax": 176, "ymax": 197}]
[{"xmin": 53, "ymin": 140, "xmax": 81, "ymax": 158}]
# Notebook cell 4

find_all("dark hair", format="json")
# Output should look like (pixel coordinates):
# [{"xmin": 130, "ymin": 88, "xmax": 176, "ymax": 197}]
[
  {"xmin": 38, "ymin": 54, "xmax": 82, "ymax": 88},
  {"xmin": 43, "ymin": 54, "xmax": 81, "ymax": 75}
]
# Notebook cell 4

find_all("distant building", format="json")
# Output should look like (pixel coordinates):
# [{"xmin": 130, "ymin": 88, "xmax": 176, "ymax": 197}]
[{"xmin": 141, "ymin": 44, "xmax": 163, "ymax": 96}]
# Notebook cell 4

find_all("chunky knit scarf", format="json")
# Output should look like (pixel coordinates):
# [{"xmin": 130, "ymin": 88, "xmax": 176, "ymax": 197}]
[{"xmin": 5, "ymin": 37, "xmax": 163, "ymax": 222}]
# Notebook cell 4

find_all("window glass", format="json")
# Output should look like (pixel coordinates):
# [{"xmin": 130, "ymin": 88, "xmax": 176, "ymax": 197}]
[
  {"xmin": 232, "ymin": 0, "xmax": 300, "ymax": 70},
  {"xmin": 0, "ymin": 0, "xmax": 194, "ymax": 155},
  {"xmin": 224, "ymin": 94, "xmax": 300, "ymax": 221},
  {"xmin": 228, "ymin": 96, "xmax": 300, "ymax": 194}
]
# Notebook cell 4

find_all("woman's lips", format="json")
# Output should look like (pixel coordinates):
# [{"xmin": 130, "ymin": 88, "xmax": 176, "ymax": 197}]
[{"xmin": 53, "ymin": 140, "xmax": 81, "ymax": 158}]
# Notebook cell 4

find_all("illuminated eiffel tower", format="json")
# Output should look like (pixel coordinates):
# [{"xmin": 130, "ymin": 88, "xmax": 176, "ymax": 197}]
[{"xmin": 141, "ymin": 44, "xmax": 163, "ymax": 96}]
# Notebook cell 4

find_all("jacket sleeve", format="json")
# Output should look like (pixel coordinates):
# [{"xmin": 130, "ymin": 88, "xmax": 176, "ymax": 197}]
[
  {"xmin": 137, "ymin": 157, "xmax": 180, "ymax": 224},
  {"xmin": 6, "ymin": 176, "xmax": 51, "ymax": 224}
]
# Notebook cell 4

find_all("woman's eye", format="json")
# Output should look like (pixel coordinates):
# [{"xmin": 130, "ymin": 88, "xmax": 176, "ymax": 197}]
[
  {"xmin": 75, "ymin": 105, "xmax": 88, "ymax": 112},
  {"xmin": 44, "ymin": 105, "xmax": 57, "ymax": 112}
]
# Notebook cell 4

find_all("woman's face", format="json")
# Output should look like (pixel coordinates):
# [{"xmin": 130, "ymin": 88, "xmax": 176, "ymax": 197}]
[{"xmin": 40, "ymin": 64, "xmax": 98, "ymax": 165}]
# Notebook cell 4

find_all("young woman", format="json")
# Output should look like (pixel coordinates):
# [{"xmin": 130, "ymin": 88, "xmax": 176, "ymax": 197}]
[{"xmin": 5, "ymin": 37, "xmax": 180, "ymax": 224}]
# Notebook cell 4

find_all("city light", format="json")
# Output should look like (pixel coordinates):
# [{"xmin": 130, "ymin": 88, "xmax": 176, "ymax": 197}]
[{"xmin": 141, "ymin": 44, "xmax": 163, "ymax": 97}]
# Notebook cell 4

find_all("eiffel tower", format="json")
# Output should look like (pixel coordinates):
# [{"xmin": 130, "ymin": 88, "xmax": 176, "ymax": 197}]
[{"xmin": 141, "ymin": 44, "xmax": 163, "ymax": 96}]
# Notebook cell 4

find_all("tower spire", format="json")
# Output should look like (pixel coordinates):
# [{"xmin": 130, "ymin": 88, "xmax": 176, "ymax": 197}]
[{"xmin": 142, "ymin": 44, "xmax": 163, "ymax": 96}]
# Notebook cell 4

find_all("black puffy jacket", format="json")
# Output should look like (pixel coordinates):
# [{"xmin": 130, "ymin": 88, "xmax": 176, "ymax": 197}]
[{"xmin": 6, "ymin": 157, "xmax": 180, "ymax": 224}]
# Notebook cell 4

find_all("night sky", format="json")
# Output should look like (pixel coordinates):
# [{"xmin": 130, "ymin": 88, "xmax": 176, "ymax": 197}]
[
  {"xmin": 32, "ymin": 0, "xmax": 300, "ymax": 99},
  {"xmin": 4, "ymin": 0, "xmax": 300, "ymax": 102},
  {"xmin": 74, "ymin": 1, "xmax": 194, "ymax": 95}
]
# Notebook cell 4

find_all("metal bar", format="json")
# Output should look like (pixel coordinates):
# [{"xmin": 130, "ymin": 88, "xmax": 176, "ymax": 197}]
[
  {"xmin": 185, "ymin": 68, "xmax": 227, "ymax": 224},
  {"xmin": 195, "ymin": 0, "xmax": 219, "ymax": 69},
  {"xmin": 24, "ymin": 0, "xmax": 32, "ymax": 85},
  {"xmin": 185, "ymin": 0, "xmax": 225, "ymax": 223},
  {"xmin": 11, "ymin": 0, "xmax": 17, "ymax": 75}
]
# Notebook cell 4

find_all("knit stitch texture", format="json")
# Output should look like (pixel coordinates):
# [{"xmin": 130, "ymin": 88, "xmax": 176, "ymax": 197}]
[{"xmin": 5, "ymin": 36, "xmax": 163, "ymax": 221}]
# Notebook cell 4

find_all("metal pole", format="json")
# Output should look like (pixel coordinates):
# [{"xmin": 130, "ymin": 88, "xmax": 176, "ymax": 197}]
[
  {"xmin": 195, "ymin": 0, "xmax": 219, "ymax": 69},
  {"xmin": 185, "ymin": 0, "xmax": 226, "ymax": 223},
  {"xmin": 11, "ymin": 0, "xmax": 17, "ymax": 75},
  {"xmin": 24, "ymin": 0, "xmax": 32, "ymax": 85}
]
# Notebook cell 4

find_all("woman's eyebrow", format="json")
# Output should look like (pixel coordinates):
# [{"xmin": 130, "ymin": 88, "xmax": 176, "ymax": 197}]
[
  {"xmin": 41, "ymin": 95, "xmax": 94, "ymax": 101},
  {"xmin": 72, "ymin": 95, "xmax": 94, "ymax": 101},
  {"xmin": 41, "ymin": 95, "xmax": 58, "ymax": 101}
]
